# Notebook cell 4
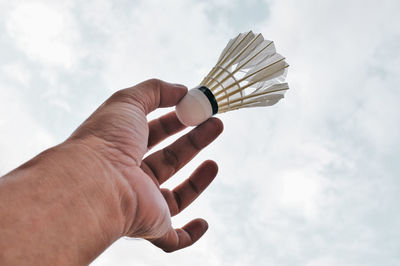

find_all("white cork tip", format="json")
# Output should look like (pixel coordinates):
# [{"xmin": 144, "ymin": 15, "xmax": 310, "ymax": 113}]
[{"xmin": 175, "ymin": 87, "xmax": 213, "ymax": 127}]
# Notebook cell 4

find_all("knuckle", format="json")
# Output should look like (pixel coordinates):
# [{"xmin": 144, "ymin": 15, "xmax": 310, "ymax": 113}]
[
  {"xmin": 108, "ymin": 88, "xmax": 130, "ymax": 103},
  {"xmin": 162, "ymin": 147, "xmax": 179, "ymax": 169},
  {"xmin": 173, "ymin": 191, "xmax": 182, "ymax": 211},
  {"xmin": 143, "ymin": 78, "xmax": 162, "ymax": 88},
  {"xmin": 188, "ymin": 179, "xmax": 200, "ymax": 194},
  {"xmin": 107, "ymin": 88, "xmax": 143, "ymax": 110},
  {"xmin": 187, "ymin": 132, "xmax": 201, "ymax": 150}
]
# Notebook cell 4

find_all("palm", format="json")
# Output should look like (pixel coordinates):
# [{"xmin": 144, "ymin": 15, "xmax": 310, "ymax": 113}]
[{"xmin": 70, "ymin": 80, "xmax": 223, "ymax": 252}]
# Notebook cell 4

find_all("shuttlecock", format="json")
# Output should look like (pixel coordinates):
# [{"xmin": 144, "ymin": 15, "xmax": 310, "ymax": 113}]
[{"xmin": 175, "ymin": 31, "xmax": 289, "ymax": 126}]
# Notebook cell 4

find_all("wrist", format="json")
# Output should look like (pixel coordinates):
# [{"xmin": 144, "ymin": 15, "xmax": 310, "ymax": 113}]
[
  {"xmin": 50, "ymin": 138, "xmax": 139, "ymax": 245},
  {"xmin": 67, "ymin": 136, "xmax": 139, "ymax": 234}
]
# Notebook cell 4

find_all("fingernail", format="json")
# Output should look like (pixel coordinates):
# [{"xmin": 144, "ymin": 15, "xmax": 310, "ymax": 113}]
[
  {"xmin": 203, "ymin": 220, "xmax": 209, "ymax": 231},
  {"xmin": 172, "ymin": 83, "xmax": 187, "ymax": 89}
]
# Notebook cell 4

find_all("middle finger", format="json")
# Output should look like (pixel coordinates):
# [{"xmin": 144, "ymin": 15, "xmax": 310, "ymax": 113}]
[{"xmin": 141, "ymin": 118, "xmax": 223, "ymax": 185}]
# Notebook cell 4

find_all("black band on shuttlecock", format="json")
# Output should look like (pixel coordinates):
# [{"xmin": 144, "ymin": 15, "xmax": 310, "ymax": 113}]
[{"xmin": 197, "ymin": 86, "xmax": 218, "ymax": 115}]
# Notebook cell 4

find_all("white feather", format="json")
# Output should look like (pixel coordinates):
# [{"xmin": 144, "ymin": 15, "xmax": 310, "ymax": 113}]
[
  {"xmin": 201, "ymin": 31, "xmax": 289, "ymax": 113},
  {"xmin": 175, "ymin": 31, "xmax": 290, "ymax": 126}
]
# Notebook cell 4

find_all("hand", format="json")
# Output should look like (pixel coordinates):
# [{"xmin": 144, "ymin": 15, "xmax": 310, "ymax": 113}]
[{"xmin": 69, "ymin": 79, "xmax": 223, "ymax": 252}]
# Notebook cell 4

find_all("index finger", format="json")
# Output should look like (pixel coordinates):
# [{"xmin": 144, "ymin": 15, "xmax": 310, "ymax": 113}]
[{"xmin": 147, "ymin": 111, "xmax": 186, "ymax": 150}]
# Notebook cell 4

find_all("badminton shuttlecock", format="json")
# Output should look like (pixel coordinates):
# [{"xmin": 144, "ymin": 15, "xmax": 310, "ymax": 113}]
[{"xmin": 175, "ymin": 31, "xmax": 289, "ymax": 126}]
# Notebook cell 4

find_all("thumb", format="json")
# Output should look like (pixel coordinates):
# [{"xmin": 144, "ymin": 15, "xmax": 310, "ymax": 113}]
[{"xmin": 129, "ymin": 79, "xmax": 187, "ymax": 114}]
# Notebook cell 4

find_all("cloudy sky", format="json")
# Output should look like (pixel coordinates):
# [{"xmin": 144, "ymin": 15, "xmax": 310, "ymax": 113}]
[{"xmin": 1, "ymin": 0, "xmax": 400, "ymax": 265}]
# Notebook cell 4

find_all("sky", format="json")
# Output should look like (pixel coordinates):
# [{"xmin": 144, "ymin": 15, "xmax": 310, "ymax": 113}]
[{"xmin": 1, "ymin": 0, "xmax": 400, "ymax": 265}]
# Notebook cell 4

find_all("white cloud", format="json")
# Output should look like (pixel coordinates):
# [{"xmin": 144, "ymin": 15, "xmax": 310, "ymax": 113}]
[
  {"xmin": 279, "ymin": 170, "xmax": 324, "ymax": 217},
  {"xmin": 90, "ymin": 0, "xmax": 231, "ymax": 90},
  {"xmin": 0, "ymin": 84, "xmax": 56, "ymax": 174},
  {"xmin": 306, "ymin": 256, "xmax": 344, "ymax": 266},
  {"xmin": 1, "ymin": 62, "xmax": 31, "ymax": 86},
  {"xmin": 5, "ymin": 1, "xmax": 82, "ymax": 69}
]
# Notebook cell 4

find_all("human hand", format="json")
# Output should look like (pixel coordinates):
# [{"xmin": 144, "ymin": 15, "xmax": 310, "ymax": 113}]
[{"xmin": 69, "ymin": 79, "xmax": 223, "ymax": 252}]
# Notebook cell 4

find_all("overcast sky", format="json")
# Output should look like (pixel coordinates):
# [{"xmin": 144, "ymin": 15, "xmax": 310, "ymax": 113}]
[{"xmin": 1, "ymin": 0, "xmax": 400, "ymax": 265}]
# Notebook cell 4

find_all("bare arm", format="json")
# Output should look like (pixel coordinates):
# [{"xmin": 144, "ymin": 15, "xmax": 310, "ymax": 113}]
[{"xmin": 0, "ymin": 79, "xmax": 223, "ymax": 265}]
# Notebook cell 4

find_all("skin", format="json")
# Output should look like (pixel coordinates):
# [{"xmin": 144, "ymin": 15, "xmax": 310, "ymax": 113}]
[{"xmin": 0, "ymin": 79, "xmax": 224, "ymax": 265}]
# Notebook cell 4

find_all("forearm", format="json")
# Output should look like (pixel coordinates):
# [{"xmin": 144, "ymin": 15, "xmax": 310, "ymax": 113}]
[{"xmin": 0, "ymin": 139, "xmax": 136, "ymax": 265}]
